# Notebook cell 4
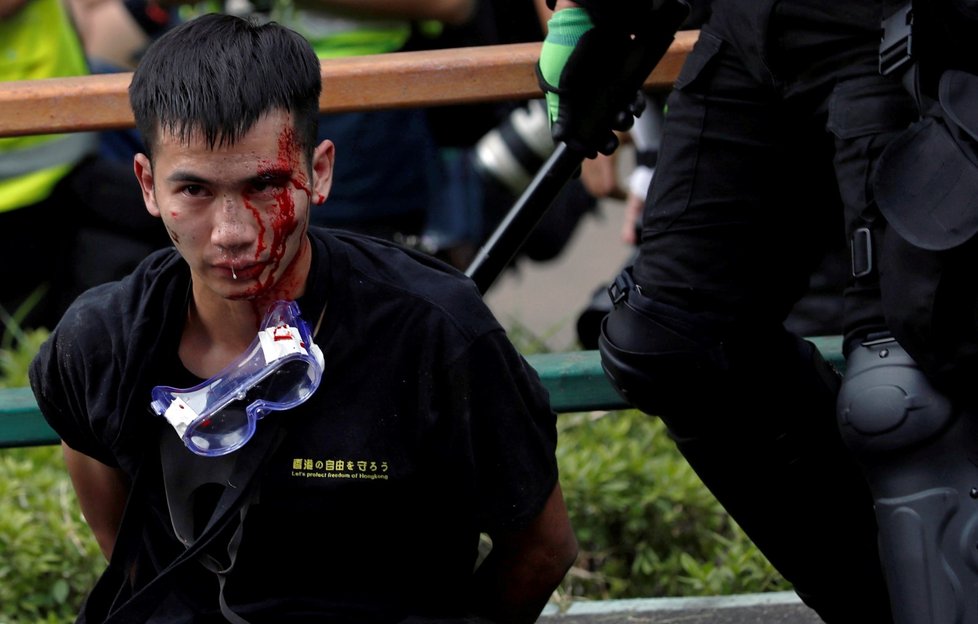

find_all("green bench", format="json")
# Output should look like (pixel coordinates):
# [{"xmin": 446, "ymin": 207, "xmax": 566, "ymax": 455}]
[{"xmin": 0, "ymin": 336, "xmax": 844, "ymax": 449}]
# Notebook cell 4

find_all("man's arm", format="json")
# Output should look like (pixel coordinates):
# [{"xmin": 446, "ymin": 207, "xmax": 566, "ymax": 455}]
[
  {"xmin": 0, "ymin": 0, "xmax": 29, "ymax": 20},
  {"xmin": 472, "ymin": 483, "xmax": 578, "ymax": 623},
  {"xmin": 62, "ymin": 443, "xmax": 130, "ymax": 561},
  {"xmin": 66, "ymin": 0, "xmax": 156, "ymax": 70}
]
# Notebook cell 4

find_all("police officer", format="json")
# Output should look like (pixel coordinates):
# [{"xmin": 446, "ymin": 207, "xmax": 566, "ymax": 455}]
[{"xmin": 540, "ymin": 0, "xmax": 978, "ymax": 622}]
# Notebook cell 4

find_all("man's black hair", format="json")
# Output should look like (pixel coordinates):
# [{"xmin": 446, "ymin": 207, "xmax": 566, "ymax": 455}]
[{"xmin": 129, "ymin": 13, "xmax": 322, "ymax": 164}]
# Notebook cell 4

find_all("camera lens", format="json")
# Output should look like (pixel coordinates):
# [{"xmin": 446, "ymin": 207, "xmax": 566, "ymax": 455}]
[{"xmin": 473, "ymin": 100, "xmax": 554, "ymax": 196}]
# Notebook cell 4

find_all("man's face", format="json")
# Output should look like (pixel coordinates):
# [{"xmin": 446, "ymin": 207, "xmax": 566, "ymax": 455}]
[{"xmin": 134, "ymin": 110, "xmax": 333, "ymax": 308}]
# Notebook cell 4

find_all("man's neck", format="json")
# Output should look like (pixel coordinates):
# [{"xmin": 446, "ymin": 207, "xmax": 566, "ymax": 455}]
[{"xmin": 179, "ymin": 297, "xmax": 260, "ymax": 378}]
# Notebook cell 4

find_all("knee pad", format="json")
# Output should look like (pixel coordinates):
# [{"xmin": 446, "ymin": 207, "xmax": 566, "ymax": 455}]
[
  {"xmin": 839, "ymin": 338, "xmax": 978, "ymax": 623},
  {"xmin": 597, "ymin": 276, "xmax": 726, "ymax": 420},
  {"xmin": 600, "ymin": 279, "xmax": 897, "ymax": 622},
  {"xmin": 597, "ymin": 270, "xmax": 840, "ymax": 427},
  {"xmin": 837, "ymin": 338, "xmax": 954, "ymax": 455}
]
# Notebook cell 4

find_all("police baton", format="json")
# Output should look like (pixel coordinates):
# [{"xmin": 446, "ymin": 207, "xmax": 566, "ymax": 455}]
[
  {"xmin": 465, "ymin": 142, "xmax": 581, "ymax": 294},
  {"xmin": 465, "ymin": 0, "xmax": 690, "ymax": 295}
]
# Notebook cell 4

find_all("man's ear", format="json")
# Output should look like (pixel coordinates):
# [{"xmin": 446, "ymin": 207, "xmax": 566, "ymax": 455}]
[
  {"xmin": 133, "ymin": 153, "xmax": 160, "ymax": 217},
  {"xmin": 310, "ymin": 140, "xmax": 335, "ymax": 205}
]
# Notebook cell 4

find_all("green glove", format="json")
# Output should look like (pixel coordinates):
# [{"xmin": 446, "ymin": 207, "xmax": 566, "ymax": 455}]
[{"xmin": 537, "ymin": 8, "xmax": 645, "ymax": 157}]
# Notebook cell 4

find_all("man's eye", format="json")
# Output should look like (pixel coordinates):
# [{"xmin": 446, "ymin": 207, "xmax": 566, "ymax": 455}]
[
  {"xmin": 249, "ymin": 178, "xmax": 286, "ymax": 196},
  {"xmin": 182, "ymin": 184, "xmax": 207, "ymax": 197}
]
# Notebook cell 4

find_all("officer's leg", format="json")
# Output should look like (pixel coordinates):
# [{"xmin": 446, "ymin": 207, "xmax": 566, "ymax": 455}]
[
  {"xmin": 838, "ymin": 337, "xmax": 978, "ymax": 624},
  {"xmin": 836, "ymin": 88, "xmax": 978, "ymax": 620},
  {"xmin": 827, "ymin": 29, "xmax": 978, "ymax": 617},
  {"xmin": 600, "ymin": 282, "xmax": 891, "ymax": 623},
  {"xmin": 598, "ymin": 17, "xmax": 893, "ymax": 622}
]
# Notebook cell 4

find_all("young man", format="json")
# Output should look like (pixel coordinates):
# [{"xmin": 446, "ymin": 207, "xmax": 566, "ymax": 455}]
[{"xmin": 29, "ymin": 14, "xmax": 577, "ymax": 623}]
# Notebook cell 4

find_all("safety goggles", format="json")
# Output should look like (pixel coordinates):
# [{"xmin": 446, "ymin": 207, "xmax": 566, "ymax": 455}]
[{"xmin": 150, "ymin": 300, "xmax": 325, "ymax": 457}]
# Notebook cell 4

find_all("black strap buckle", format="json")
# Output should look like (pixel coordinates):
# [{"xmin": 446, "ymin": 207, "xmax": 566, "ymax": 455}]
[
  {"xmin": 608, "ymin": 268, "xmax": 637, "ymax": 306},
  {"xmin": 880, "ymin": 2, "xmax": 914, "ymax": 77}
]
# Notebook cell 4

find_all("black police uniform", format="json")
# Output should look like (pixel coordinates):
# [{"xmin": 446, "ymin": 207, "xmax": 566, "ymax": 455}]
[{"xmin": 597, "ymin": 0, "xmax": 978, "ymax": 622}]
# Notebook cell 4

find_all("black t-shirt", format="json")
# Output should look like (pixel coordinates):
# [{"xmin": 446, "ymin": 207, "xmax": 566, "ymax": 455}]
[{"xmin": 30, "ymin": 227, "xmax": 559, "ymax": 621}]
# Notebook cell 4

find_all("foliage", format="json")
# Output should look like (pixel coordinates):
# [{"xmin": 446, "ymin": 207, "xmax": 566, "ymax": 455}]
[
  {"xmin": 1, "ymin": 324, "xmax": 103, "ymax": 623},
  {"xmin": 497, "ymin": 312, "xmax": 575, "ymax": 354},
  {"xmin": 0, "ymin": 325, "xmax": 48, "ymax": 389},
  {"xmin": 0, "ymin": 446, "xmax": 103, "ymax": 624},
  {"xmin": 553, "ymin": 409, "xmax": 790, "ymax": 605}
]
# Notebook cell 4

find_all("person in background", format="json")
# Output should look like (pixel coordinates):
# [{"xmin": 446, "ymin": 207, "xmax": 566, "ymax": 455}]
[
  {"xmin": 0, "ymin": 0, "xmax": 170, "ymax": 332},
  {"xmin": 271, "ymin": 0, "xmax": 475, "ymax": 242},
  {"xmin": 67, "ymin": 0, "xmax": 180, "ymax": 162},
  {"xmin": 29, "ymin": 13, "xmax": 577, "ymax": 622}
]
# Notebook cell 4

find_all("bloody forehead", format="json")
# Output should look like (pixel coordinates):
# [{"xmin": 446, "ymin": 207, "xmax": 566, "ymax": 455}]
[
  {"xmin": 258, "ymin": 126, "xmax": 309, "ymax": 187},
  {"xmin": 271, "ymin": 126, "xmax": 302, "ymax": 167}
]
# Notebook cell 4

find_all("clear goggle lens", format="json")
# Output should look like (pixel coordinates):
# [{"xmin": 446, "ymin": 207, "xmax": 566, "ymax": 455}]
[{"xmin": 150, "ymin": 300, "xmax": 324, "ymax": 457}]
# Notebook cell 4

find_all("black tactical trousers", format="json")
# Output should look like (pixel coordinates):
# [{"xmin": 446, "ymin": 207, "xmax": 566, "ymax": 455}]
[{"xmin": 624, "ymin": 1, "xmax": 918, "ymax": 621}]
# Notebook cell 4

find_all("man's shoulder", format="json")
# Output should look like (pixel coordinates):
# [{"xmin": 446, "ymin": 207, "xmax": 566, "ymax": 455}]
[
  {"xmin": 315, "ymin": 228, "xmax": 483, "ymax": 300},
  {"xmin": 44, "ymin": 248, "xmax": 185, "ymax": 370},
  {"xmin": 312, "ymin": 227, "xmax": 502, "ymax": 338},
  {"xmin": 59, "ymin": 248, "xmax": 184, "ymax": 335},
  {"xmin": 28, "ymin": 248, "xmax": 186, "ymax": 468}
]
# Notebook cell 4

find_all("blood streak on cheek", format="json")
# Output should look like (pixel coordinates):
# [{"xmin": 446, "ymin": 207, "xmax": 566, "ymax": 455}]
[
  {"xmin": 245, "ymin": 195, "xmax": 266, "ymax": 258},
  {"xmin": 243, "ymin": 127, "xmax": 304, "ymax": 302}
]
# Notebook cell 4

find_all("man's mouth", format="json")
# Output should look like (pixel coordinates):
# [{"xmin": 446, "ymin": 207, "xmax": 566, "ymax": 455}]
[{"xmin": 216, "ymin": 262, "xmax": 264, "ymax": 281}]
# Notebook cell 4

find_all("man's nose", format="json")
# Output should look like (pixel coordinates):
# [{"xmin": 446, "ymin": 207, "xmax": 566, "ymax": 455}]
[{"xmin": 212, "ymin": 195, "xmax": 257, "ymax": 251}]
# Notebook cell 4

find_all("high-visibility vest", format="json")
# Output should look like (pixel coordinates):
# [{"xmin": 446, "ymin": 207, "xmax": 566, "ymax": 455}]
[
  {"xmin": 179, "ymin": 2, "xmax": 414, "ymax": 58},
  {"xmin": 0, "ymin": 0, "xmax": 97, "ymax": 213},
  {"xmin": 179, "ymin": 4, "xmax": 444, "ymax": 60},
  {"xmin": 267, "ymin": 3, "xmax": 412, "ymax": 58}
]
